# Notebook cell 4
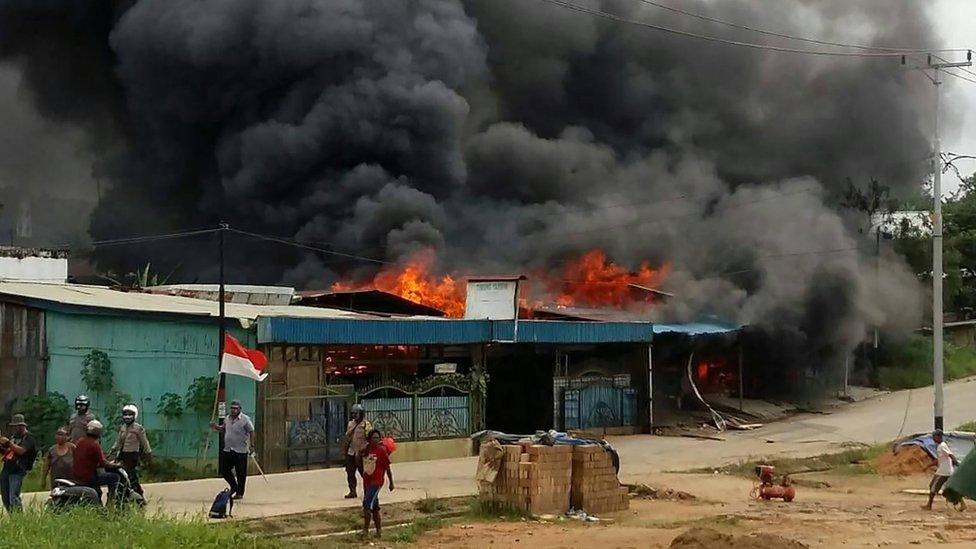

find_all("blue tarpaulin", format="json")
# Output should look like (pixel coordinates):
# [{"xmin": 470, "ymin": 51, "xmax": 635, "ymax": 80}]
[{"xmin": 898, "ymin": 432, "xmax": 976, "ymax": 461}]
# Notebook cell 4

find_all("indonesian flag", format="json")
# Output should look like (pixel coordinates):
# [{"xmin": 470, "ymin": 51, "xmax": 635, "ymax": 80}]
[{"xmin": 220, "ymin": 334, "xmax": 268, "ymax": 381}]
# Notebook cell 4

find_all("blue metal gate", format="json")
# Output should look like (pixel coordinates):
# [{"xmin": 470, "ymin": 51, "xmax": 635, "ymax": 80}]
[{"xmin": 562, "ymin": 382, "xmax": 637, "ymax": 430}]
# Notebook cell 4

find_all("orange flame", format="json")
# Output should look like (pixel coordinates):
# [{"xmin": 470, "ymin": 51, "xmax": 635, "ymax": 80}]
[
  {"xmin": 552, "ymin": 250, "xmax": 670, "ymax": 308},
  {"xmin": 331, "ymin": 248, "xmax": 669, "ymax": 318},
  {"xmin": 332, "ymin": 249, "xmax": 465, "ymax": 317}
]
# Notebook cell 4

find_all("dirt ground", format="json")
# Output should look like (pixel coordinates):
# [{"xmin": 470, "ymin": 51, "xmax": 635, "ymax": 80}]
[{"xmin": 413, "ymin": 472, "xmax": 976, "ymax": 549}]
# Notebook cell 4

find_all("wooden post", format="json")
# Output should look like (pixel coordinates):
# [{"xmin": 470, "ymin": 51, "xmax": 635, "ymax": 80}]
[
  {"xmin": 647, "ymin": 344, "xmax": 654, "ymax": 431},
  {"xmin": 738, "ymin": 343, "xmax": 744, "ymax": 413}
]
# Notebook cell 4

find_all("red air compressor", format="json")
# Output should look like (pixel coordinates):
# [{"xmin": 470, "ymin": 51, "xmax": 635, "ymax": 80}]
[{"xmin": 752, "ymin": 465, "xmax": 795, "ymax": 502}]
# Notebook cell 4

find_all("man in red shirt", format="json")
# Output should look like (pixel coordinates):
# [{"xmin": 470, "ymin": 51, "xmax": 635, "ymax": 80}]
[
  {"xmin": 72, "ymin": 420, "xmax": 120, "ymax": 502},
  {"xmin": 360, "ymin": 429, "xmax": 394, "ymax": 538}
]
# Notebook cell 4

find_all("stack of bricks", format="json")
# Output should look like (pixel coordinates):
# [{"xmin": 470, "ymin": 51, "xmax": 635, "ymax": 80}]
[
  {"xmin": 570, "ymin": 444, "xmax": 629, "ymax": 514},
  {"xmin": 478, "ymin": 443, "xmax": 572, "ymax": 514}
]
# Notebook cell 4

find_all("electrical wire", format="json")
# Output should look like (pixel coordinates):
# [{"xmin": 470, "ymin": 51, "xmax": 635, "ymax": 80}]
[
  {"xmin": 535, "ymin": 0, "xmax": 943, "ymax": 58},
  {"xmin": 227, "ymin": 228, "xmax": 392, "ymax": 266},
  {"xmin": 56, "ymin": 227, "xmax": 221, "ymax": 250},
  {"xmin": 632, "ymin": 0, "xmax": 971, "ymax": 54}
]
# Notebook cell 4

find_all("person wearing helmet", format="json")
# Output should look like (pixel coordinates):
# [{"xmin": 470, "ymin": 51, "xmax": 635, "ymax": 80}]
[
  {"xmin": 108, "ymin": 404, "xmax": 152, "ymax": 496},
  {"xmin": 342, "ymin": 403, "xmax": 372, "ymax": 499},
  {"xmin": 68, "ymin": 395, "xmax": 97, "ymax": 443},
  {"xmin": 72, "ymin": 420, "xmax": 120, "ymax": 502}
]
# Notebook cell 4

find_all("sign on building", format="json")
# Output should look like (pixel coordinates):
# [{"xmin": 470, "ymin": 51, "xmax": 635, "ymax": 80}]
[{"xmin": 463, "ymin": 276, "xmax": 525, "ymax": 320}]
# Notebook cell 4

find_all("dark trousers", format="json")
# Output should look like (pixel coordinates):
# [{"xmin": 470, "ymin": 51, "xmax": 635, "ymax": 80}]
[
  {"xmin": 1, "ymin": 467, "xmax": 26, "ymax": 512},
  {"xmin": 118, "ymin": 451, "xmax": 143, "ymax": 496},
  {"xmin": 344, "ymin": 454, "xmax": 363, "ymax": 494},
  {"xmin": 88, "ymin": 470, "xmax": 120, "ymax": 504},
  {"xmin": 220, "ymin": 451, "xmax": 248, "ymax": 496}
]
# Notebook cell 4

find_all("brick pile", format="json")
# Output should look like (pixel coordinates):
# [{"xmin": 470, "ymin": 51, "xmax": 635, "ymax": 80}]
[
  {"xmin": 478, "ymin": 443, "xmax": 572, "ymax": 514},
  {"xmin": 570, "ymin": 444, "xmax": 629, "ymax": 514}
]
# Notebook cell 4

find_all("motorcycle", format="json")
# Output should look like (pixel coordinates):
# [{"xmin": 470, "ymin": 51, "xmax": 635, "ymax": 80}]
[{"xmin": 47, "ymin": 466, "xmax": 146, "ymax": 510}]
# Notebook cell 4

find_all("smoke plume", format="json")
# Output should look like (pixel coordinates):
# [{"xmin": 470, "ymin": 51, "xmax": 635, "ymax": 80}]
[{"xmin": 0, "ymin": 0, "xmax": 941, "ymax": 381}]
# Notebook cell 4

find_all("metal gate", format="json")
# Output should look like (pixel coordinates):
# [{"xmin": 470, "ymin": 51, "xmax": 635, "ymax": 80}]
[
  {"xmin": 562, "ymin": 379, "xmax": 637, "ymax": 431},
  {"xmin": 263, "ymin": 384, "xmax": 354, "ymax": 471}
]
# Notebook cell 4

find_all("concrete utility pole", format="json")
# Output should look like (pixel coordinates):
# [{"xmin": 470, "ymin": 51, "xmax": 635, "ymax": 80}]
[{"xmin": 925, "ymin": 54, "xmax": 972, "ymax": 431}]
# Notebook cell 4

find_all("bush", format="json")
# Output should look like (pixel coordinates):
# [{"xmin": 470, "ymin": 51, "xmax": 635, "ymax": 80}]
[
  {"xmin": 15, "ymin": 392, "xmax": 70, "ymax": 450},
  {"xmin": 0, "ymin": 506, "xmax": 282, "ymax": 548},
  {"xmin": 876, "ymin": 335, "xmax": 976, "ymax": 390}
]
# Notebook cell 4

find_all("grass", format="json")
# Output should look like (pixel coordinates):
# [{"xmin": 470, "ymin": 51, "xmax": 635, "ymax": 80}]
[
  {"xmin": 956, "ymin": 420, "xmax": 976, "ymax": 432},
  {"xmin": 414, "ymin": 493, "xmax": 449, "ymax": 514},
  {"xmin": 466, "ymin": 499, "xmax": 530, "ymax": 521},
  {"xmin": 686, "ymin": 444, "xmax": 890, "ymax": 478},
  {"xmin": 386, "ymin": 517, "xmax": 444, "ymax": 543},
  {"xmin": 0, "ymin": 506, "xmax": 285, "ymax": 548},
  {"xmin": 877, "ymin": 335, "xmax": 976, "ymax": 390}
]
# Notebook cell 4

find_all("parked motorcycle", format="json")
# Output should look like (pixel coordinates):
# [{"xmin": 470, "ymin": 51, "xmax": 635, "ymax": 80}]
[{"xmin": 47, "ymin": 466, "xmax": 145, "ymax": 510}]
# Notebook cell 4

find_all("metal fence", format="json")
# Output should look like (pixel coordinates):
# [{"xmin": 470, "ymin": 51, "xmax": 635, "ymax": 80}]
[{"xmin": 359, "ymin": 390, "xmax": 470, "ymax": 441}]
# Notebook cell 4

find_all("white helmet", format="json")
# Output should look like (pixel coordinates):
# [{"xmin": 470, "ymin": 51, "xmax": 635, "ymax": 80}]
[
  {"xmin": 87, "ymin": 420, "xmax": 104, "ymax": 436},
  {"xmin": 122, "ymin": 404, "xmax": 139, "ymax": 419}
]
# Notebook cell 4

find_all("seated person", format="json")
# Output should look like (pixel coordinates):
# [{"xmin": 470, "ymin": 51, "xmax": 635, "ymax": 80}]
[{"xmin": 71, "ymin": 420, "xmax": 119, "ymax": 500}]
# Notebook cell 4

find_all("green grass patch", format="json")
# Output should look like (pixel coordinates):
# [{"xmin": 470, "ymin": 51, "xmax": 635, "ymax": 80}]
[
  {"xmin": 466, "ymin": 499, "xmax": 529, "ymax": 521},
  {"xmin": 386, "ymin": 517, "xmax": 444, "ymax": 543},
  {"xmin": 956, "ymin": 421, "xmax": 976, "ymax": 432},
  {"xmin": 0, "ymin": 506, "xmax": 285, "ymax": 548},
  {"xmin": 414, "ymin": 493, "xmax": 449, "ymax": 514},
  {"xmin": 686, "ymin": 444, "xmax": 889, "ymax": 478},
  {"xmin": 877, "ymin": 335, "xmax": 976, "ymax": 390}
]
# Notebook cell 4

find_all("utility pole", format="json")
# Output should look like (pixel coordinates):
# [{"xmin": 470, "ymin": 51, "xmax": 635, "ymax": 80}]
[
  {"xmin": 218, "ymin": 221, "xmax": 229, "ymax": 446},
  {"xmin": 924, "ymin": 53, "xmax": 972, "ymax": 431}
]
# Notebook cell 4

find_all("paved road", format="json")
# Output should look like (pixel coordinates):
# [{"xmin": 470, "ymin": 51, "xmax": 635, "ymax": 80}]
[{"xmin": 26, "ymin": 378, "xmax": 976, "ymax": 518}]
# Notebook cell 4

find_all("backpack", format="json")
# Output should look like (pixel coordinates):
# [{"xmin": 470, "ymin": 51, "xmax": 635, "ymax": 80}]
[{"xmin": 208, "ymin": 489, "xmax": 234, "ymax": 519}]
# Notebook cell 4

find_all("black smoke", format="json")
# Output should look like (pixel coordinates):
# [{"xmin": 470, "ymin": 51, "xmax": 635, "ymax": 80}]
[{"xmin": 0, "ymin": 0, "xmax": 938, "ymax": 384}]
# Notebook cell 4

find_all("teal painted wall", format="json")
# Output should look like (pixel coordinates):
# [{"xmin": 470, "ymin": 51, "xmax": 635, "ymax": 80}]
[{"xmin": 45, "ymin": 311, "xmax": 257, "ymax": 464}]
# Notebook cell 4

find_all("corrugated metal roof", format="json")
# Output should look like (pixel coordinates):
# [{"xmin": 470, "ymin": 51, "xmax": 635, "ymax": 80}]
[
  {"xmin": 494, "ymin": 320, "xmax": 653, "ymax": 343},
  {"xmin": 258, "ymin": 317, "xmax": 491, "ymax": 345},
  {"xmin": 258, "ymin": 317, "xmax": 655, "ymax": 345},
  {"xmin": 0, "ymin": 281, "xmax": 366, "ymax": 322},
  {"xmin": 652, "ymin": 322, "xmax": 741, "ymax": 335}
]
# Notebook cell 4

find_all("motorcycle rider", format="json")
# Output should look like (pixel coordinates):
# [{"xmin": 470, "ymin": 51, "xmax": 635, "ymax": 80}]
[
  {"xmin": 108, "ymin": 404, "xmax": 152, "ymax": 496},
  {"xmin": 72, "ymin": 420, "xmax": 120, "ymax": 504},
  {"xmin": 68, "ymin": 395, "xmax": 97, "ymax": 443}
]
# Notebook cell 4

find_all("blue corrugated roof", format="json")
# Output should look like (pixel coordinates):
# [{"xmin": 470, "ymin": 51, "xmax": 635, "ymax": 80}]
[
  {"xmin": 494, "ymin": 320, "xmax": 653, "ymax": 343},
  {"xmin": 652, "ymin": 322, "xmax": 741, "ymax": 335},
  {"xmin": 258, "ymin": 317, "xmax": 659, "ymax": 345},
  {"xmin": 258, "ymin": 318, "xmax": 491, "ymax": 345}
]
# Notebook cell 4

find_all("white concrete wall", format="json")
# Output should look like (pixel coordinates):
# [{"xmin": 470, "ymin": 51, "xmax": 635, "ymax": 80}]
[{"xmin": 0, "ymin": 255, "xmax": 68, "ymax": 282}]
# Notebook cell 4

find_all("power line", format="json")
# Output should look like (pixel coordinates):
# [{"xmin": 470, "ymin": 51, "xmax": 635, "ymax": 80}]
[
  {"xmin": 59, "ymin": 227, "xmax": 221, "ymax": 250},
  {"xmin": 227, "ymin": 228, "xmax": 392, "ymax": 266},
  {"xmin": 536, "ymin": 0, "xmax": 944, "ymax": 58},
  {"xmin": 633, "ymin": 0, "xmax": 971, "ymax": 54}
]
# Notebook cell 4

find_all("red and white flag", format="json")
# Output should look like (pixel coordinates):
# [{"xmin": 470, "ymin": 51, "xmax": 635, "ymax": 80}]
[{"xmin": 220, "ymin": 333, "xmax": 268, "ymax": 381}]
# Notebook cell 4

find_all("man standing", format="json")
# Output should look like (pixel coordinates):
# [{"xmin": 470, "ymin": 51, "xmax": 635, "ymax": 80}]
[
  {"xmin": 68, "ymin": 395, "xmax": 96, "ymax": 443},
  {"xmin": 72, "ymin": 420, "xmax": 120, "ymax": 503},
  {"xmin": 360, "ymin": 429, "xmax": 394, "ymax": 539},
  {"xmin": 0, "ymin": 414, "xmax": 38, "ymax": 513},
  {"xmin": 343, "ymin": 403, "xmax": 372, "ymax": 499},
  {"xmin": 924, "ymin": 429, "xmax": 963, "ymax": 510},
  {"xmin": 210, "ymin": 399, "xmax": 254, "ymax": 500},
  {"xmin": 109, "ymin": 404, "xmax": 152, "ymax": 496}
]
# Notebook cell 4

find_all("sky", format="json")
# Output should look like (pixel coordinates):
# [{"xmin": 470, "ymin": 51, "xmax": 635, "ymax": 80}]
[{"xmin": 936, "ymin": 0, "xmax": 976, "ymax": 192}]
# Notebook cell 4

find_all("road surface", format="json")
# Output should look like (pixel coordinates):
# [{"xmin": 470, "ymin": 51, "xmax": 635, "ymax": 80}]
[{"xmin": 27, "ymin": 377, "xmax": 976, "ymax": 518}]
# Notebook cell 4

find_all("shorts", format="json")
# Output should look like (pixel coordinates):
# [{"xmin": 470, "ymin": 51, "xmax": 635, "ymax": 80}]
[
  {"xmin": 930, "ymin": 474, "xmax": 950, "ymax": 495},
  {"xmin": 363, "ymin": 485, "xmax": 381, "ymax": 511}
]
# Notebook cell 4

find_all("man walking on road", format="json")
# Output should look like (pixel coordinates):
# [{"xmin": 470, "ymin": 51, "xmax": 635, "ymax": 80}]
[
  {"xmin": 343, "ymin": 403, "xmax": 371, "ymax": 499},
  {"xmin": 0, "ymin": 414, "xmax": 37, "ymax": 513},
  {"xmin": 211, "ymin": 399, "xmax": 254, "ymax": 500},
  {"xmin": 924, "ymin": 429, "xmax": 964, "ymax": 511},
  {"xmin": 360, "ymin": 429, "xmax": 394, "ymax": 539}
]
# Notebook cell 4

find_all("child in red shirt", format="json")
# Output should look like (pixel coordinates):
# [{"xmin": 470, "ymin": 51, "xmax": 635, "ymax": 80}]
[{"xmin": 359, "ymin": 429, "xmax": 394, "ymax": 538}]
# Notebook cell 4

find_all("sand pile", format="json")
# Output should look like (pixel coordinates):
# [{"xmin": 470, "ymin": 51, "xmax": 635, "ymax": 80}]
[
  {"xmin": 873, "ymin": 445, "xmax": 936, "ymax": 476},
  {"xmin": 670, "ymin": 527, "xmax": 808, "ymax": 549}
]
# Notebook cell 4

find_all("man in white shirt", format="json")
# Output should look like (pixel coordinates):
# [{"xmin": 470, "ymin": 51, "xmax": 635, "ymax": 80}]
[{"xmin": 923, "ymin": 429, "xmax": 963, "ymax": 510}]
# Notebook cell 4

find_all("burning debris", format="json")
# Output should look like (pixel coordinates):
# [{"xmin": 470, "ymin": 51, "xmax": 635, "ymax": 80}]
[
  {"xmin": 0, "ymin": 1, "xmax": 934, "ymax": 391},
  {"xmin": 329, "ymin": 248, "xmax": 671, "ymax": 318}
]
